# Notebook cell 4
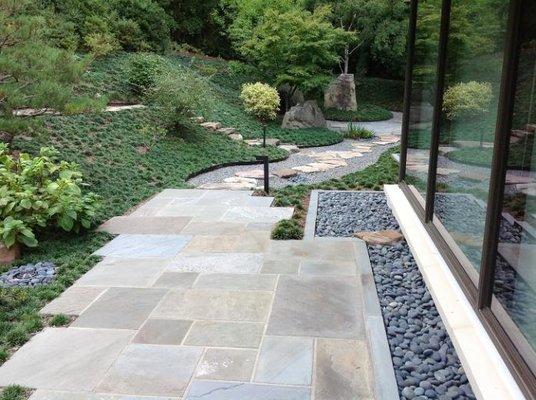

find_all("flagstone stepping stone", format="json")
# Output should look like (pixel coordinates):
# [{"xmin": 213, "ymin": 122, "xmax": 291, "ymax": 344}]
[
  {"xmin": 459, "ymin": 169, "xmax": 487, "ymax": 181},
  {"xmin": 293, "ymin": 164, "xmax": 324, "ymax": 173},
  {"xmin": 518, "ymin": 183, "xmax": 536, "ymax": 196},
  {"xmin": 306, "ymin": 162, "xmax": 337, "ymax": 172},
  {"xmin": 354, "ymin": 230, "xmax": 404, "ymax": 245},
  {"xmin": 453, "ymin": 140, "xmax": 494, "ymax": 148},
  {"xmin": 184, "ymin": 321, "xmax": 264, "ymax": 348},
  {"xmin": 273, "ymin": 168, "xmax": 298, "ymax": 178},
  {"xmin": 235, "ymin": 169, "xmax": 269, "ymax": 179},
  {"xmin": 228, "ymin": 133, "xmax": 243, "ymax": 141},
  {"xmin": 438, "ymin": 146, "xmax": 458, "ymax": 155},
  {"xmin": 193, "ymin": 116, "xmax": 205, "ymax": 123},
  {"xmin": 373, "ymin": 141, "xmax": 391, "ymax": 145},
  {"xmin": 217, "ymin": 127, "xmax": 237, "ymax": 135},
  {"xmin": 378, "ymin": 134, "xmax": 400, "ymax": 143},
  {"xmin": 185, "ymin": 381, "xmax": 311, "ymax": 400},
  {"xmin": 278, "ymin": 144, "xmax": 300, "ymax": 153},
  {"xmin": 200, "ymin": 122, "xmax": 222, "ymax": 131},
  {"xmin": 245, "ymin": 138, "xmax": 281, "ymax": 146},
  {"xmin": 320, "ymin": 159, "xmax": 348, "ymax": 167},
  {"xmin": 196, "ymin": 348, "xmax": 257, "ymax": 381},
  {"xmin": 351, "ymin": 145, "xmax": 372, "ymax": 153},
  {"xmin": 436, "ymin": 167, "xmax": 461, "ymax": 176},
  {"xmin": 505, "ymin": 173, "xmax": 536, "ymax": 185},
  {"xmin": 406, "ymin": 164, "xmax": 429, "ymax": 173}
]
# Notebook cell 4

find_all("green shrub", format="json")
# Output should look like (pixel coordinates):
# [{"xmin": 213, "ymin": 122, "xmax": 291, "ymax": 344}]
[
  {"xmin": 0, "ymin": 144, "xmax": 100, "ymax": 249},
  {"xmin": 271, "ymin": 219, "xmax": 304, "ymax": 240},
  {"xmin": 443, "ymin": 81, "xmax": 493, "ymax": 120},
  {"xmin": 240, "ymin": 83, "xmax": 280, "ymax": 122},
  {"xmin": 0, "ymin": 385, "xmax": 29, "ymax": 400},
  {"xmin": 127, "ymin": 53, "xmax": 168, "ymax": 94},
  {"xmin": 357, "ymin": 77, "xmax": 405, "ymax": 111},
  {"xmin": 323, "ymin": 104, "xmax": 392, "ymax": 122},
  {"xmin": 49, "ymin": 314, "xmax": 71, "ymax": 327},
  {"xmin": 344, "ymin": 123, "xmax": 375, "ymax": 139}
]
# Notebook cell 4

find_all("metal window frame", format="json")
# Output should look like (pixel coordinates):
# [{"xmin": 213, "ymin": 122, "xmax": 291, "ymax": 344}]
[{"xmin": 398, "ymin": 0, "xmax": 536, "ymax": 397}]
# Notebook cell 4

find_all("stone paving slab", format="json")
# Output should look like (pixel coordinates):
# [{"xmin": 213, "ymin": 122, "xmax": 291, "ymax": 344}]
[
  {"xmin": 30, "ymin": 390, "xmax": 179, "ymax": 400},
  {"xmin": 169, "ymin": 253, "xmax": 263, "ymax": 274},
  {"xmin": 133, "ymin": 319, "xmax": 192, "ymax": 345},
  {"xmin": 196, "ymin": 348, "xmax": 257, "ymax": 381},
  {"xmin": 221, "ymin": 207, "xmax": 294, "ymax": 223},
  {"xmin": 0, "ymin": 328, "xmax": 133, "ymax": 391},
  {"xmin": 194, "ymin": 273, "xmax": 277, "ymax": 291},
  {"xmin": 183, "ymin": 321, "xmax": 264, "ymax": 348},
  {"xmin": 96, "ymin": 344, "xmax": 203, "ymax": 397},
  {"xmin": 94, "ymin": 235, "xmax": 192, "ymax": 258},
  {"xmin": 182, "ymin": 232, "xmax": 270, "ymax": 253},
  {"xmin": 39, "ymin": 286, "xmax": 106, "ymax": 316},
  {"xmin": 98, "ymin": 216, "xmax": 191, "ymax": 234},
  {"xmin": 152, "ymin": 271, "xmax": 199, "ymax": 288},
  {"xmin": 185, "ymin": 381, "xmax": 311, "ymax": 400}
]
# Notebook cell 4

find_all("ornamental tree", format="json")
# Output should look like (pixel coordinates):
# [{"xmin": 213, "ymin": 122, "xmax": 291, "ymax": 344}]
[{"xmin": 240, "ymin": 82, "xmax": 280, "ymax": 123}]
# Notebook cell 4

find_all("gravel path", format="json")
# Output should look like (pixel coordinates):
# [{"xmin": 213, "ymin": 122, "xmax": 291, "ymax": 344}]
[
  {"xmin": 188, "ymin": 139, "xmax": 397, "ymax": 188},
  {"xmin": 315, "ymin": 191, "xmax": 476, "ymax": 400}
]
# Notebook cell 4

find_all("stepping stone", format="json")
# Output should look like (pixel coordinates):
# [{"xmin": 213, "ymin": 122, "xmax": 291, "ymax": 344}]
[
  {"xmin": 505, "ymin": 173, "xmax": 536, "ymax": 185},
  {"xmin": 278, "ymin": 144, "xmax": 300, "ymax": 153},
  {"xmin": 293, "ymin": 165, "xmax": 318, "ymax": 173},
  {"xmin": 453, "ymin": 140, "xmax": 494, "ymax": 148},
  {"xmin": 245, "ymin": 138, "xmax": 281, "ymax": 146},
  {"xmin": 93, "ymin": 234, "xmax": 192, "ymax": 258},
  {"xmin": 196, "ymin": 348, "xmax": 257, "ymax": 381},
  {"xmin": 228, "ymin": 133, "xmax": 243, "ymax": 141},
  {"xmin": 518, "ymin": 183, "xmax": 536, "ymax": 196},
  {"xmin": 373, "ymin": 141, "xmax": 391, "ymax": 145},
  {"xmin": 193, "ymin": 116, "xmax": 205, "ymax": 123},
  {"xmin": 0, "ymin": 328, "xmax": 133, "ymax": 391},
  {"xmin": 185, "ymin": 381, "xmax": 311, "ymax": 400},
  {"xmin": 354, "ymin": 230, "xmax": 404, "ymax": 245},
  {"xmin": 235, "ymin": 169, "xmax": 268, "ymax": 179},
  {"xmin": 459, "ymin": 170, "xmax": 487, "ymax": 181},
  {"xmin": 318, "ymin": 159, "xmax": 348, "ymax": 167},
  {"xmin": 273, "ymin": 168, "xmax": 298, "ymax": 178},
  {"xmin": 217, "ymin": 127, "xmax": 237, "ymax": 135},
  {"xmin": 96, "ymin": 344, "xmax": 203, "ymax": 397},
  {"xmin": 352, "ymin": 145, "xmax": 372, "ymax": 153},
  {"xmin": 98, "ymin": 216, "xmax": 191, "ymax": 234},
  {"xmin": 184, "ymin": 321, "xmax": 264, "ymax": 348},
  {"xmin": 245, "ymin": 139, "xmax": 263, "ymax": 146},
  {"xmin": 378, "ymin": 134, "xmax": 400, "ymax": 143},
  {"xmin": 438, "ymin": 146, "xmax": 458, "ymax": 155},
  {"xmin": 254, "ymin": 336, "xmax": 313, "ymax": 385},
  {"xmin": 436, "ymin": 167, "xmax": 460, "ymax": 176},
  {"xmin": 200, "ymin": 122, "xmax": 222, "ymax": 131},
  {"xmin": 306, "ymin": 162, "xmax": 336, "ymax": 172},
  {"xmin": 105, "ymin": 104, "xmax": 145, "ymax": 112}
]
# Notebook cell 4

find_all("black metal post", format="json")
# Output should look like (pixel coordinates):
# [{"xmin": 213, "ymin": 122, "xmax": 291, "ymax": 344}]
[
  {"xmin": 256, "ymin": 155, "xmax": 270, "ymax": 193},
  {"xmin": 262, "ymin": 124, "xmax": 267, "ymax": 148}
]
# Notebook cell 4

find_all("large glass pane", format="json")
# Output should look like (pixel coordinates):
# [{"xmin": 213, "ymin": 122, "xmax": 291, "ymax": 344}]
[
  {"xmin": 493, "ymin": 2, "xmax": 536, "ymax": 351},
  {"xmin": 405, "ymin": 0, "xmax": 442, "ymax": 195},
  {"xmin": 433, "ymin": 0, "xmax": 509, "ymax": 274}
]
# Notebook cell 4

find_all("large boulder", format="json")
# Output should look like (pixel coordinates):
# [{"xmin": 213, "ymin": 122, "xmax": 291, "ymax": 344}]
[
  {"xmin": 324, "ymin": 74, "xmax": 357, "ymax": 111},
  {"xmin": 282, "ymin": 100, "xmax": 327, "ymax": 129}
]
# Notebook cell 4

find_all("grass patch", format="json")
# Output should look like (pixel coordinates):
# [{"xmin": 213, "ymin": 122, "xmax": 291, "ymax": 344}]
[
  {"xmin": 0, "ymin": 386, "xmax": 31, "ymax": 400},
  {"xmin": 446, "ymin": 141, "xmax": 534, "ymax": 169},
  {"xmin": 323, "ymin": 104, "xmax": 392, "ymax": 122},
  {"xmin": 271, "ymin": 147, "xmax": 399, "ymax": 239},
  {"xmin": 344, "ymin": 124, "xmax": 375, "ymax": 140}
]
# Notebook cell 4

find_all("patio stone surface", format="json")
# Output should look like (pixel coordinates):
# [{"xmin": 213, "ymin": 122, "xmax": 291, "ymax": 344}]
[
  {"xmin": 266, "ymin": 275, "xmax": 364, "ymax": 338},
  {"xmin": 195, "ymin": 348, "xmax": 257, "ymax": 381},
  {"xmin": 73, "ymin": 287, "xmax": 166, "ymax": 329},
  {"xmin": 1, "ymin": 189, "xmax": 375, "ymax": 399},
  {"xmin": 96, "ymin": 344, "xmax": 203, "ymax": 397},
  {"xmin": 39, "ymin": 286, "xmax": 106, "ymax": 315},
  {"xmin": 0, "ymin": 328, "xmax": 133, "ymax": 391},
  {"xmin": 133, "ymin": 319, "xmax": 192, "ymax": 345},
  {"xmin": 75, "ymin": 258, "xmax": 170, "ymax": 287},
  {"xmin": 98, "ymin": 216, "xmax": 191, "ymax": 234},
  {"xmin": 185, "ymin": 381, "xmax": 311, "ymax": 400},
  {"xmin": 94, "ymin": 235, "xmax": 192, "ymax": 258},
  {"xmin": 184, "ymin": 321, "xmax": 264, "ymax": 348},
  {"xmin": 254, "ymin": 336, "xmax": 314, "ymax": 385},
  {"xmin": 151, "ymin": 289, "xmax": 272, "ymax": 322}
]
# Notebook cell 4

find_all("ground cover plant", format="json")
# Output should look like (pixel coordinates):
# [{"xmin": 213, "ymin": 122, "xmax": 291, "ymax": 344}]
[
  {"xmin": 344, "ymin": 124, "xmax": 375, "ymax": 139},
  {"xmin": 323, "ymin": 104, "xmax": 392, "ymax": 122}
]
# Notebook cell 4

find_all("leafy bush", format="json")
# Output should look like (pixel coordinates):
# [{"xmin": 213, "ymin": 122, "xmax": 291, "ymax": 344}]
[
  {"xmin": 357, "ymin": 77, "xmax": 405, "ymax": 111},
  {"xmin": 323, "ymin": 104, "xmax": 392, "ymax": 122},
  {"xmin": 443, "ymin": 81, "xmax": 493, "ymax": 120},
  {"xmin": 0, "ymin": 144, "xmax": 100, "ymax": 248},
  {"xmin": 240, "ymin": 83, "xmax": 280, "ymax": 122},
  {"xmin": 0, "ymin": 385, "xmax": 29, "ymax": 400},
  {"xmin": 344, "ymin": 124, "xmax": 375, "ymax": 139},
  {"xmin": 127, "ymin": 53, "xmax": 168, "ymax": 94},
  {"xmin": 271, "ymin": 219, "xmax": 304, "ymax": 240}
]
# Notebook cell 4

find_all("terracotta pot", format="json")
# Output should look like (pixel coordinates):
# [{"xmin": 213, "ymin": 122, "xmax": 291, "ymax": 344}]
[{"xmin": 0, "ymin": 242, "xmax": 21, "ymax": 265}]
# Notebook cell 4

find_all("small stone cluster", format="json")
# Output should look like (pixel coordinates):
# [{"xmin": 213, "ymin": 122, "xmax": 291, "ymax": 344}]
[{"xmin": 0, "ymin": 262, "xmax": 57, "ymax": 288}]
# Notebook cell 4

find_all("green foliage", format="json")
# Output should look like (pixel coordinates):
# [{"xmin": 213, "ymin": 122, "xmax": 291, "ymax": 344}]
[
  {"xmin": 0, "ymin": 0, "xmax": 102, "ymax": 135},
  {"xmin": 240, "ymin": 83, "xmax": 280, "ymax": 122},
  {"xmin": 49, "ymin": 314, "xmax": 70, "ymax": 327},
  {"xmin": 344, "ymin": 124, "xmax": 375, "ymax": 139},
  {"xmin": 238, "ymin": 6, "xmax": 352, "ymax": 97},
  {"xmin": 323, "ymin": 104, "xmax": 392, "ymax": 122},
  {"xmin": 357, "ymin": 77, "xmax": 405, "ymax": 111},
  {"xmin": 127, "ymin": 53, "xmax": 169, "ymax": 94},
  {"xmin": 271, "ymin": 219, "xmax": 304, "ymax": 240},
  {"xmin": 138, "ymin": 125, "xmax": 168, "ymax": 150},
  {"xmin": 0, "ymin": 385, "xmax": 29, "ymax": 400},
  {"xmin": 0, "ymin": 145, "xmax": 100, "ymax": 248},
  {"xmin": 442, "ymin": 81, "xmax": 493, "ymax": 120}
]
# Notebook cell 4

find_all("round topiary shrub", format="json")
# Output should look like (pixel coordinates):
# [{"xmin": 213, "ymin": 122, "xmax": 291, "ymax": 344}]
[
  {"xmin": 442, "ymin": 81, "xmax": 492, "ymax": 120},
  {"xmin": 240, "ymin": 82, "xmax": 280, "ymax": 122}
]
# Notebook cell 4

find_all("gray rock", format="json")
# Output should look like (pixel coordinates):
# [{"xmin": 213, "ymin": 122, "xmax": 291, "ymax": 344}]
[
  {"xmin": 282, "ymin": 100, "xmax": 327, "ymax": 129},
  {"xmin": 324, "ymin": 74, "xmax": 357, "ymax": 111}
]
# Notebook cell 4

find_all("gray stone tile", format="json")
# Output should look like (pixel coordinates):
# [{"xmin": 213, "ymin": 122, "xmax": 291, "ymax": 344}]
[
  {"xmin": 180, "ymin": 221, "xmax": 248, "ymax": 236},
  {"xmin": 266, "ymin": 276, "xmax": 364, "ymax": 338},
  {"xmin": 221, "ymin": 207, "xmax": 294, "ymax": 223},
  {"xmin": 130, "ymin": 197, "xmax": 174, "ymax": 217},
  {"xmin": 266, "ymin": 240, "xmax": 356, "ymax": 261},
  {"xmin": 169, "ymin": 253, "xmax": 263, "ymax": 274},
  {"xmin": 73, "ymin": 288, "xmax": 166, "ymax": 329},
  {"xmin": 40, "ymin": 286, "xmax": 106, "ymax": 315},
  {"xmin": 194, "ymin": 273, "xmax": 276, "ymax": 291},
  {"xmin": 245, "ymin": 196, "xmax": 275, "ymax": 207},
  {"xmin": 94, "ymin": 235, "xmax": 192, "ymax": 258},
  {"xmin": 97, "ymin": 344, "xmax": 203, "ymax": 397},
  {"xmin": 75, "ymin": 258, "xmax": 170, "ymax": 287},
  {"xmin": 155, "ymin": 206, "xmax": 228, "ymax": 219},
  {"xmin": 196, "ymin": 191, "xmax": 253, "ymax": 206},
  {"xmin": 151, "ymin": 289, "xmax": 272, "ymax": 322},
  {"xmin": 185, "ymin": 381, "xmax": 311, "ymax": 400},
  {"xmin": 314, "ymin": 339, "xmax": 373, "ymax": 400},
  {"xmin": 155, "ymin": 189, "xmax": 207, "ymax": 199},
  {"xmin": 299, "ymin": 260, "xmax": 356, "ymax": 276},
  {"xmin": 152, "ymin": 272, "xmax": 199, "ymax": 288},
  {"xmin": 196, "ymin": 348, "xmax": 257, "ymax": 381},
  {"xmin": 133, "ymin": 319, "xmax": 192, "ymax": 345},
  {"xmin": 184, "ymin": 321, "xmax": 264, "ymax": 348},
  {"xmin": 246, "ymin": 222, "xmax": 275, "ymax": 231},
  {"xmin": 0, "ymin": 328, "xmax": 133, "ymax": 391},
  {"xmin": 98, "ymin": 217, "xmax": 191, "ymax": 234},
  {"xmin": 254, "ymin": 336, "xmax": 313, "ymax": 385},
  {"xmin": 30, "ymin": 390, "xmax": 180, "ymax": 400},
  {"xmin": 261, "ymin": 258, "xmax": 300, "ymax": 274}
]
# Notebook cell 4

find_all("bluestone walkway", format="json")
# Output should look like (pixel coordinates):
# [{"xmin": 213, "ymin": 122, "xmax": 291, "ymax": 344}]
[{"xmin": 0, "ymin": 189, "xmax": 374, "ymax": 400}]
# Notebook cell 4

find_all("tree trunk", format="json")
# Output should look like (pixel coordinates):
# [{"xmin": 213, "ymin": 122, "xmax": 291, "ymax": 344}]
[{"xmin": 343, "ymin": 46, "xmax": 350, "ymax": 75}]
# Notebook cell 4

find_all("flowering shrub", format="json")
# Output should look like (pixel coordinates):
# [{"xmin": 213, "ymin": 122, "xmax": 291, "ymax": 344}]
[
  {"xmin": 240, "ymin": 82, "xmax": 280, "ymax": 122},
  {"xmin": 0, "ymin": 144, "xmax": 100, "ymax": 248},
  {"xmin": 442, "ymin": 81, "xmax": 493, "ymax": 120}
]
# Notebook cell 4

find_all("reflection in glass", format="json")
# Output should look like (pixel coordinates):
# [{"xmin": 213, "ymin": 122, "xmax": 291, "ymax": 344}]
[
  {"xmin": 433, "ymin": 0, "xmax": 509, "ymax": 273},
  {"xmin": 493, "ymin": 2, "xmax": 536, "ymax": 351},
  {"xmin": 405, "ymin": 0, "xmax": 442, "ymax": 195}
]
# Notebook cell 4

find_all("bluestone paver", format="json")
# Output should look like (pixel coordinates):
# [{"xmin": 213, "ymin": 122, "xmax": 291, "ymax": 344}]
[
  {"xmin": 195, "ymin": 348, "xmax": 257, "ymax": 381},
  {"xmin": 184, "ymin": 321, "xmax": 264, "ymax": 348},
  {"xmin": 94, "ymin": 234, "xmax": 192, "ymax": 258},
  {"xmin": 133, "ymin": 319, "xmax": 192, "ymax": 345},
  {"xmin": 185, "ymin": 381, "xmax": 311, "ymax": 400},
  {"xmin": 39, "ymin": 286, "xmax": 106, "ymax": 315}
]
